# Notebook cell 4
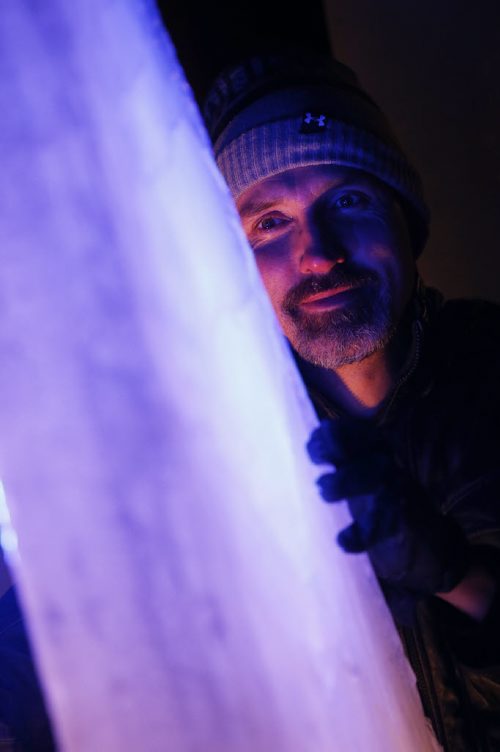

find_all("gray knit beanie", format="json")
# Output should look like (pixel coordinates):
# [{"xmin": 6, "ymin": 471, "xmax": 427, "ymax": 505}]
[{"xmin": 203, "ymin": 52, "xmax": 429, "ymax": 256}]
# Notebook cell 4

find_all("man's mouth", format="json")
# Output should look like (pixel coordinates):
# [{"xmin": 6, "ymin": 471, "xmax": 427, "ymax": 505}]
[
  {"xmin": 299, "ymin": 283, "xmax": 362, "ymax": 310},
  {"xmin": 283, "ymin": 266, "xmax": 378, "ymax": 317}
]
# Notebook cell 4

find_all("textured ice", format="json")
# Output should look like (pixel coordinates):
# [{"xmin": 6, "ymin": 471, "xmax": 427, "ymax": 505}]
[{"xmin": 0, "ymin": 1, "xmax": 441, "ymax": 750}]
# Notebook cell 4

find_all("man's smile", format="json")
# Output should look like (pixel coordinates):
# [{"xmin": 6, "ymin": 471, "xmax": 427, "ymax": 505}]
[{"xmin": 299, "ymin": 284, "xmax": 362, "ymax": 310}]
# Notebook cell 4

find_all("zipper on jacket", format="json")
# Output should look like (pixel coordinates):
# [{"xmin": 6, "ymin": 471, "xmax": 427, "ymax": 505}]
[{"xmin": 379, "ymin": 319, "xmax": 423, "ymax": 424}]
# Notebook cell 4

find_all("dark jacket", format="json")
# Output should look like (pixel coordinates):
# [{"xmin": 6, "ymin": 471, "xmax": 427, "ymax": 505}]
[{"xmin": 309, "ymin": 287, "xmax": 500, "ymax": 751}]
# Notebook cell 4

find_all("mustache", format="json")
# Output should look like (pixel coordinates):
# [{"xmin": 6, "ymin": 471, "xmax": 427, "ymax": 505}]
[{"xmin": 283, "ymin": 264, "xmax": 379, "ymax": 310}]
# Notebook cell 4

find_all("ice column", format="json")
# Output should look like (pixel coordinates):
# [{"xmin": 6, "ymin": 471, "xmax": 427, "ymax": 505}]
[{"xmin": 0, "ymin": 1, "xmax": 441, "ymax": 750}]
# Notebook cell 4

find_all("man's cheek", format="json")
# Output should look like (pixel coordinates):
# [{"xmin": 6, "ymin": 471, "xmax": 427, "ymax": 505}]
[{"xmin": 254, "ymin": 254, "xmax": 287, "ymax": 290}]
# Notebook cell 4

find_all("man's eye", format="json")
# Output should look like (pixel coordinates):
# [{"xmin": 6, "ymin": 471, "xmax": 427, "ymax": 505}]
[
  {"xmin": 333, "ymin": 192, "xmax": 368, "ymax": 210},
  {"xmin": 255, "ymin": 215, "xmax": 289, "ymax": 232}
]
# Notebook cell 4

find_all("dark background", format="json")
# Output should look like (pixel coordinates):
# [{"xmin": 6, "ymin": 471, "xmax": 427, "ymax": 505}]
[{"xmin": 158, "ymin": 0, "xmax": 500, "ymax": 303}]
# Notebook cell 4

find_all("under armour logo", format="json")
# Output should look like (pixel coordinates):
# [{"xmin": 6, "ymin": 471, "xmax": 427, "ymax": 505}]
[
  {"xmin": 300, "ymin": 112, "xmax": 329, "ymax": 133},
  {"xmin": 304, "ymin": 112, "xmax": 326, "ymax": 126}
]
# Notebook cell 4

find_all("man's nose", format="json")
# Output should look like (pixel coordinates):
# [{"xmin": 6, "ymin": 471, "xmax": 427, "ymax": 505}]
[{"xmin": 297, "ymin": 226, "xmax": 345, "ymax": 275}]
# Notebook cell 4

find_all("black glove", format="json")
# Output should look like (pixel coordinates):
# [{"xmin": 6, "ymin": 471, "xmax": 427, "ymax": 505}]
[{"xmin": 307, "ymin": 417, "xmax": 470, "ymax": 624}]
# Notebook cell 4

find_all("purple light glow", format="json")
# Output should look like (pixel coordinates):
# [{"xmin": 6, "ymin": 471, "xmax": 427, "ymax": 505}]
[{"xmin": 0, "ymin": 1, "xmax": 441, "ymax": 750}]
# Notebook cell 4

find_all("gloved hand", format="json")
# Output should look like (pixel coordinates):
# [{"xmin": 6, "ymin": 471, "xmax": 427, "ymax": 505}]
[{"xmin": 307, "ymin": 417, "xmax": 470, "ymax": 624}]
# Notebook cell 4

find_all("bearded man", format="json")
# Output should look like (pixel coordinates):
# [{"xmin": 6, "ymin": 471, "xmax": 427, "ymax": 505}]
[{"xmin": 204, "ymin": 52, "xmax": 500, "ymax": 751}]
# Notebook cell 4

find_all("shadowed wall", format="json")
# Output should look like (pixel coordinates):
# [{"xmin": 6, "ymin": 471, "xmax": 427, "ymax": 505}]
[{"xmin": 324, "ymin": 0, "xmax": 500, "ymax": 302}]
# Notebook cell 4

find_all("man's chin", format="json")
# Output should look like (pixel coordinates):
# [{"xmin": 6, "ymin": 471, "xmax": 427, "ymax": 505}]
[
  {"xmin": 286, "ymin": 321, "xmax": 393, "ymax": 370},
  {"xmin": 282, "ymin": 293, "xmax": 394, "ymax": 369}
]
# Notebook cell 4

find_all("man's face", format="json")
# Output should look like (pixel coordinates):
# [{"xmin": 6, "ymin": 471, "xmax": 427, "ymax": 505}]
[{"xmin": 237, "ymin": 165, "xmax": 416, "ymax": 369}]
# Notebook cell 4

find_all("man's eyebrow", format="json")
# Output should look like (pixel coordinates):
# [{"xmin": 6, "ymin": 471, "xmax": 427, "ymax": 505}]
[{"xmin": 238, "ymin": 199, "xmax": 280, "ymax": 219}]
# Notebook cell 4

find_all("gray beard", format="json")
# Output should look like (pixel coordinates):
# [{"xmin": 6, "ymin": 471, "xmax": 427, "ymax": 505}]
[{"xmin": 284, "ymin": 290, "xmax": 395, "ymax": 369}]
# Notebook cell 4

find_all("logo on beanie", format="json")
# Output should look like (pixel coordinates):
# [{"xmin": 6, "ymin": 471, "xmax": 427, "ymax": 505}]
[{"xmin": 301, "ymin": 112, "xmax": 328, "ymax": 134}]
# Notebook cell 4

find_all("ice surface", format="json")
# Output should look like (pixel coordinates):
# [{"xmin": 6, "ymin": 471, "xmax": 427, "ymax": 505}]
[{"xmin": 0, "ymin": 1, "xmax": 441, "ymax": 750}]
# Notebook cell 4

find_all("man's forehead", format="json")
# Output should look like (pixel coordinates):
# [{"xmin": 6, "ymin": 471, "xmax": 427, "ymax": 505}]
[{"xmin": 237, "ymin": 165, "xmax": 379, "ymax": 217}]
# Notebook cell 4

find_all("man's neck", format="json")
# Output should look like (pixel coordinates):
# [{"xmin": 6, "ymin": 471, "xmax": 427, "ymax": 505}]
[
  {"xmin": 300, "ymin": 349, "xmax": 395, "ymax": 418},
  {"xmin": 298, "ymin": 321, "xmax": 415, "ymax": 418}
]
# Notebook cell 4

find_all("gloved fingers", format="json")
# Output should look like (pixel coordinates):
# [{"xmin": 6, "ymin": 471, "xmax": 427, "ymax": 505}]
[
  {"xmin": 337, "ymin": 509, "xmax": 402, "ymax": 553},
  {"xmin": 348, "ymin": 490, "xmax": 402, "ymax": 545},
  {"xmin": 334, "ymin": 490, "xmax": 403, "ymax": 552},
  {"xmin": 337, "ymin": 522, "xmax": 367, "ymax": 553},
  {"xmin": 307, "ymin": 417, "xmax": 383, "ymax": 466},
  {"xmin": 316, "ymin": 454, "xmax": 391, "ymax": 501}
]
